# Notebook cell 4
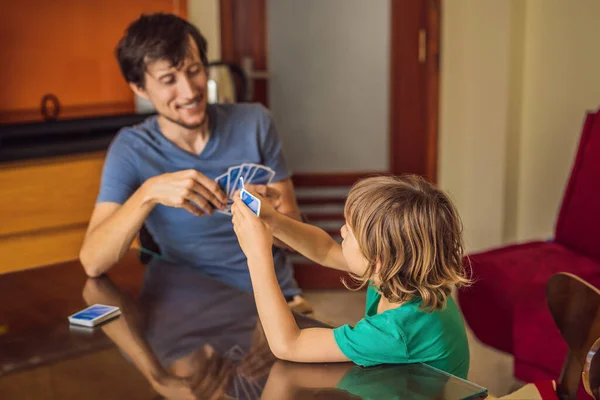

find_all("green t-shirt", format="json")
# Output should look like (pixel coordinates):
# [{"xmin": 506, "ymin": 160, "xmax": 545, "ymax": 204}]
[{"xmin": 333, "ymin": 286, "xmax": 470, "ymax": 379}]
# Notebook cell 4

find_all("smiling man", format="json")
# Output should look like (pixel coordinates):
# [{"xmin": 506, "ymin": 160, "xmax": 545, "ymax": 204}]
[{"xmin": 79, "ymin": 13, "xmax": 307, "ymax": 309}]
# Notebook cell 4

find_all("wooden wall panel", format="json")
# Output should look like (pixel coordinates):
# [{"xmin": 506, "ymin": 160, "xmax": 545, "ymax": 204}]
[{"xmin": 0, "ymin": 0, "xmax": 186, "ymax": 124}]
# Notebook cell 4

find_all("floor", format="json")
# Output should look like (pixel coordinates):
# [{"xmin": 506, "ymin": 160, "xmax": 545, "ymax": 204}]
[{"xmin": 302, "ymin": 289, "xmax": 521, "ymax": 398}]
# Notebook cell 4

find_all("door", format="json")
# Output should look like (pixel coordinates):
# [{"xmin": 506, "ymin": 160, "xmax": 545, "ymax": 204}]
[{"xmin": 219, "ymin": 0, "xmax": 440, "ymax": 288}]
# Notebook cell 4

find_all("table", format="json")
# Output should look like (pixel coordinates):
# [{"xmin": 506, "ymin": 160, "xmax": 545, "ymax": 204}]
[{"xmin": 0, "ymin": 250, "xmax": 488, "ymax": 399}]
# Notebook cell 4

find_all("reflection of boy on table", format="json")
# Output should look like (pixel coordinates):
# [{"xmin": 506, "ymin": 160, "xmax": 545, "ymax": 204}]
[{"xmin": 261, "ymin": 361, "xmax": 449, "ymax": 400}]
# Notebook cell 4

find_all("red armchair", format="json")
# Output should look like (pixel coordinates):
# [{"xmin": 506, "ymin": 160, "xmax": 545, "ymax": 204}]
[{"xmin": 458, "ymin": 108, "xmax": 600, "ymax": 385}]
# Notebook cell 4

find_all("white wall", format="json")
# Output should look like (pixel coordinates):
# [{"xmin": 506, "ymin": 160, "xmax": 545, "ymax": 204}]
[
  {"xmin": 188, "ymin": 0, "xmax": 221, "ymax": 61},
  {"xmin": 516, "ymin": 0, "xmax": 600, "ymax": 241},
  {"xmin": 440, "ymin": 0, "xmax": 600, "ymax": 252},
  {"xmin": 438, "ymin": 0, "xmax": 513, "ymax": 252},
  {"xmin": 267, "ymin": 0, "xmax": 390, "ymax": 173}
]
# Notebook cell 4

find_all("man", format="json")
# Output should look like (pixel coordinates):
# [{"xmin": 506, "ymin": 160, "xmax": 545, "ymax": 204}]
[{"xmin": 79, "ymin": 13, "xmax": 306, "ymax": 307}]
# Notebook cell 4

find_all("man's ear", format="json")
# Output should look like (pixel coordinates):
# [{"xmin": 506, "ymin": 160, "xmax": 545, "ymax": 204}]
[{"xmin": 129, "ymin": 83, "xmax": 148, "ymax": 100}]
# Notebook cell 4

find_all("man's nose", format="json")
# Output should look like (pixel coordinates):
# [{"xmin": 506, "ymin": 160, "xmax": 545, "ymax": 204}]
[{"xmin": 178, "ymin": 76, "xmax": 197, "ymax": 99}]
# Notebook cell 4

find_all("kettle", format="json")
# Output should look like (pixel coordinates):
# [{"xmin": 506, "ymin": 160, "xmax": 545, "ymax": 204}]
[{"xmin": 206, "ymin": 61, "xmax": 247, "ymax": 104}]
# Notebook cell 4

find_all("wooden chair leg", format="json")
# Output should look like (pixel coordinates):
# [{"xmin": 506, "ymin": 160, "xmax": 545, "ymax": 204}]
[{"xmin": 556, "ymin": 350, "xmax": 582, "ymax": 400}]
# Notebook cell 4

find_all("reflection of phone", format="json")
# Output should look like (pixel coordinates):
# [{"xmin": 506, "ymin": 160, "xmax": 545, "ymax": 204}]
[{"xmin": 68, "ymin": 304, "xmax": 121, "ymax": 327}]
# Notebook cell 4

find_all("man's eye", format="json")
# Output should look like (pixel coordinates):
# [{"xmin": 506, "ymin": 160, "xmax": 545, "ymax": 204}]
[
  {"xmin": 161, "ymin": 76, "xmax": 175, "ymax": 85},
  {"xmin": 189, "ymin": 66, "xmax": 202, "ymax": 75}
]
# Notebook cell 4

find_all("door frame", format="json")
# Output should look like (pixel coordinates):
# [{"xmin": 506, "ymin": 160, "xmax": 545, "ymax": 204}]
[
  {"xmin": 389, "ymin": 0, "xmax": 440, "ymax": 182},
  {"xmin": 219, "ymin": 0, "xmax": 441, "ymax": 182}
]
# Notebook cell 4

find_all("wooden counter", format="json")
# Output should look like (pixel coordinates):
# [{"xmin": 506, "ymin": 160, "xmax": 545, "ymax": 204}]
[{"xmin": 0, "ymin": 152, "xmax": 105, "ymax": 274}]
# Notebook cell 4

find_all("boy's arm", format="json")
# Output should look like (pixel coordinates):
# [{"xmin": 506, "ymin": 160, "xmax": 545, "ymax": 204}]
[
  {"xmin": 267, "ymin": 209, "xmax": 348, "ymax": 272},
  {"xmin": 231, "ymin": 198, "xmax": 350, "ymax": 363},
  {"xmin": 248, "ymin": 253, "xmax": 351, "ymax": 363}
]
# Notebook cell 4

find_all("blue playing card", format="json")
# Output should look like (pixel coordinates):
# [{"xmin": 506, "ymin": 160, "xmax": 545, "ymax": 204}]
[
  {"xmin": 248, "ymin": 166, "xmax": 275, "ymax": 185},
  {"xmin": 231, "ymin": 163, "xmax": 254, "ymax": 196},
  {"xmin": 227, "ymin": 166, "xmax": 242, "ymax": 198},
  {"xmin": 215, "ymin": 173, "xmax": 228, "ymax": 192},
  {"xmin": 239, "ymin": 177, "xmax": 261, "ymax": 216}
]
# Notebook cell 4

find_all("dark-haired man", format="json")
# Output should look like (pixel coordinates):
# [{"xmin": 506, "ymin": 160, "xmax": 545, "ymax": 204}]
[{"xmin": 80, "ymin": 13, "xmax": 306, "ymax": 307}]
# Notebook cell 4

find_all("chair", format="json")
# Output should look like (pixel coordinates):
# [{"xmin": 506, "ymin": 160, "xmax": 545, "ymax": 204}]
[
  {"xmin": 489, "ymin": 273, "xmax": 600, "ymax": 400},
  {"xmin": 458, "ymin": 109, "xmax": 600, "ymax": 384},
  {"xmin": 547, "ymin": 273, "xmax": 600, "ymax": 399}
]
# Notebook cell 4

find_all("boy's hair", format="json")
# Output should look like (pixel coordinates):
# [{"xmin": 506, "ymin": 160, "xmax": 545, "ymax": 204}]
[
  {"xmin": 115, "ymin": 13, "xmax": 209, "ymax": 89},
  {"xmin": 344, "ymin": 174, "xmax": 471, "ymax": 312}
]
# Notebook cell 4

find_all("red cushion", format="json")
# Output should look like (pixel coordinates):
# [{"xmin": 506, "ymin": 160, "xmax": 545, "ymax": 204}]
[
  {"xmin": 555, "ymin": 109, "xmax": 600, "ymax": 263},
  {"xmin": 458, "ymin": 242, "xmax": 600, "ymax": 355},
  {"xmin": 459, "ymin": 241, "xmax": 550, "ymax": 353},
  {"xmin": 513, "ymin": 248, "xmax": 600, "ymax": 379}
]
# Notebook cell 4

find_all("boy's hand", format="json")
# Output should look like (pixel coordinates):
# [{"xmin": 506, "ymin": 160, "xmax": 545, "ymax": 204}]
[
  {"xmin": 232, "ymin": 186, "xmax": 278, "ymax": 223},
  {"xmin": 232, "ymin": 198, "xmax": 273, "ymax": 261}
]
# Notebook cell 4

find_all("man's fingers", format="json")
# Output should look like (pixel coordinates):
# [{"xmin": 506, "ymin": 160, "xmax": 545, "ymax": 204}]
[
  {"xmin": 265, "ymin": 185, "xmax": 282, "ymax": 200},
  {"xmin": 184, "ymin": 180, "xmax": 226, "ymax": 210},
  {"xmin": 245, "ymin": 184, "xmax": 267, "ymax": 197},
  {"xmin": 185, "ymin": 191, "xmax": 215, "ymax": 215},
  {"xmin": 187, "ymin": 170, "xmax": 229, "ymax": 203},
  {"xmin": 181, "ymin": 202, "xmax": 205, "ymax": 217}
]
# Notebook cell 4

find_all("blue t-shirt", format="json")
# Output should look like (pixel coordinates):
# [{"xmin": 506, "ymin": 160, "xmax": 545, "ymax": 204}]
[{"xmin": 97, "ymin": 103, "xmax": 300, "ymax": 297}]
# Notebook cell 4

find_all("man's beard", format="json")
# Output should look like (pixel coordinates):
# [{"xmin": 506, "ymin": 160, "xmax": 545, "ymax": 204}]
[{"xmin": 161, "ymin": 111, "xmax": 208, "ymax": 130}]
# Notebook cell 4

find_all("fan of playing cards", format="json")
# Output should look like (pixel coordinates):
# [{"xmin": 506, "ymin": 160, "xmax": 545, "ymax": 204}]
[{"xmin": 214, "ymin": 163, "xmax": 275, "ymax": 215}]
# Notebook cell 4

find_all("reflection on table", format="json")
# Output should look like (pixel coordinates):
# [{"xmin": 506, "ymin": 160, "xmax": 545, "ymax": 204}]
[{"xmin": 0, "ymin": 253, "xmax": 487, "ymax": 399}]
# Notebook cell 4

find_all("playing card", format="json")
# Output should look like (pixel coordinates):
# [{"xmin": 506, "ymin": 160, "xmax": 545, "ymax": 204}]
[
  {"xmin": 247, "ymin": 165, "xmax": 275, "ymax": 185},
  {"xmin": 216, "ymin": 208, "xmax": 232, "ymax": 216},
  {"xmin": 227, "ymin": 166, "xmax": 242, "ymax": 198},
  {"xmin": 215, "ymin": 172, "xmax": 228, "ymax": 192},
  {"xmin": 242, "ymin": 164, "xmax": 258, "ymax": 183},
  {"xmin": 240, "ymin": 177, "xmax": 261, "ymax": 216},
  {"xmin": 231, "ymin": 163, "xmax": 254, "ymax": 196}
]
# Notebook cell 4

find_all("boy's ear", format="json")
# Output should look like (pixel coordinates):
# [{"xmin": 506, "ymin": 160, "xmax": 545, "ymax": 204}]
[
  {"xmin": 374, "ymin": 260, "xmax": 382, "ymax": 274},
  {"xmin": 129, "ymin": 83, "xmax": 148, "ymax": 100}
]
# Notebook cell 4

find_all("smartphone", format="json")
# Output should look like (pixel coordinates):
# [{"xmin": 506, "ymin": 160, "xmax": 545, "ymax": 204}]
[{"xmin": 68, "ymin": 304, "xmax": 121, "ymax": 327}]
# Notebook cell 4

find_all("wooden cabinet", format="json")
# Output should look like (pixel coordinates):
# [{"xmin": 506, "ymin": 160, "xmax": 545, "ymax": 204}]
[
  {"xmin": 0, "ymin": 0, "xmax": 186, "ymax": 124},
  {"xmin": 0, "ymin": 153, "xmax": 105, "ymax": 274}
]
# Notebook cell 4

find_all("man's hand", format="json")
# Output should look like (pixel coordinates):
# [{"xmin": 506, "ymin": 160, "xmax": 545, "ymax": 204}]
[
  {"xmin": 233, "ymin": 187, "xmax": 278, "ymax": 224},
  {"xmin": 143, "ymin": 169, "xmax": 228, "ymax": 216},
  {"xmin": 234, "ymin": 183, "xmax": 281, "ymax": 212}
]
